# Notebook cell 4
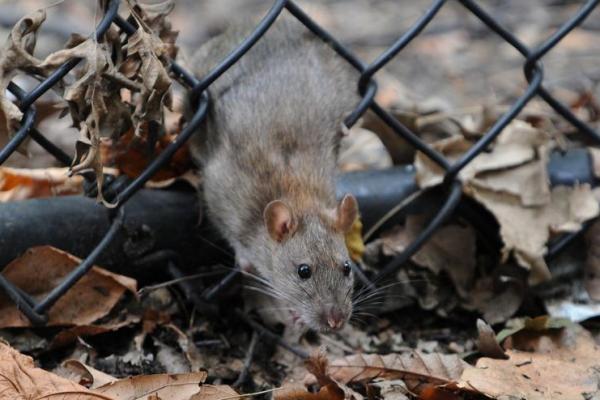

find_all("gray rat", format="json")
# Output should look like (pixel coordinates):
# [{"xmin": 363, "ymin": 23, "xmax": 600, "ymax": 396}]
[{"xmin": 189, "ymin": 16, "xmax": 360, "ymax": 332}]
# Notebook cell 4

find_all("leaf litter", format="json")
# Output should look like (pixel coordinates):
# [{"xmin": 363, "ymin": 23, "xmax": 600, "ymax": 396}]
[{"xmin": 1, "ymin": 1, "xmax": 600, "ymax": 400}]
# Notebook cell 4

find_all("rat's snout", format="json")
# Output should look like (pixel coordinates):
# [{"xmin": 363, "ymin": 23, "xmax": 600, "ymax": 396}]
[{"xmin": 323, "ymin": 305, "xmax": 346, "ymax": 330}]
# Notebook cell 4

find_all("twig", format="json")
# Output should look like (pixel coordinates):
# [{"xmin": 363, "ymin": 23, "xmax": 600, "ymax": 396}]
[
  {"xmin": 234, "ymin": 309, "xmax": 308, "ymax": 359},
  {"xmin": 138, "ymin": 270, "xmax": 226, "ymax": 296},
  {"xmin": 233, "ymin": 331, "xmax": 260, "ymax": 388},
  {"xmin": 363, "ymin": 188, "xmax": 425, "ymax": 242}
]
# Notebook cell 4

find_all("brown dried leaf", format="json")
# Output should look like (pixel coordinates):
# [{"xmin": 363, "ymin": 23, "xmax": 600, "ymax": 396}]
[
  {"xmin": 469, "ymin": 184, "xmax": 599, "ymax": 284},
  {"xmin": 380, "ymin": 217, "xmax": 476, "ymax": 297},
  {"xmin": 0, "ymin": 10, "xmax": 45, "ymax": 137},
  {"xmin": 101, "ymin": 124, "xmax": 192, "ymax": 181},
  {"xmin": 58, "ymin": 359, "xmax": 118, "ymax": 389},
  {"xmin": 414, "ymin": 119, "xmax": 599, "ymax": 283},
  {"xmin": 0, "ymin": 246, "xmax": 137, "ymax": 328},
  {"xmin": 121, "ymin": 4, "xmax": 173, "ymax": 136},
  {"xmin": 133, "ymin": 0, "xmax": 179, "ymax": 59},
  {"xmin": 475, "ymin": 319, "xmax": 507, "ymax": 359},
  {"xmin": 458, "ymin": 325, "xmax": 600, "ymax": 399},
  {"xmin": 0, "ymin": 166, "xmax": 83, "ymax": 201},
  {"xmin": 92, "ymin": 371, "xmax": 232, "ymax": 400},
  {"xmin": 326, "ymin": 352, "xmax": 468, "ymax": 395},
  {"xmin": 276, "ymin": 384, "xmax": 345, "ymax": 400},
  {"xmin": 286, "ymin": 351, "xmax": 361, "ymax": 400},
  {"xmin": 468, "ymin": 267, "xmax": 527, "ymax": 325},
  {"xmin": 190, "ymin": 385, "xmax": 240, "ymax": 400},
  {"xmin": 0, "ymin": 340, "xmax": 99, "ymax": 399},
  {"xmin": 50, "ymin": 312, "xmax": 141, "ymax": 349}
]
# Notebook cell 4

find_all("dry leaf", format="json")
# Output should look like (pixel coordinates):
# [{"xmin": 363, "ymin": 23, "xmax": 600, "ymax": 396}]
[
  {"xmin": 190, "ymin": 385, "xmax": 240, "ymax": 400},
  {"xmin": 0, "ymin": 340, "xmax": 98, "ymax": 399},
  {"xmin": 101, "ymin": 125, "xmax": 192, "ymax": 182},
  {"xmin": 50, "ymin": 313, "xmax": 141, "ymax": 349},
  {"xmin": 0, "ymin": 166, "xmax": 84, "ymax": 201},
  {"xmin": 414, "ymin": 118, "xmax": 599, "ymax": 283},
  {"xmin": 0, "ymin": 246, "xmax": 137, "ymax": 328},
  {"xmin": 281, "ymin": 351, "xmax": 361, "ymax": 400},
  {"xmin": 469, "ymin": 184, "xmax": 599, "ymax": 284},
  {"xmin": 458, "ymin": 325, "xmax": 600, "ymax": 400},
  {"xmin": 380, "ymin": 216, "xmax": 476, "ymax": 297},
  {"xmin": 130, "ymin": 0, "xmax": 179, "ymax": 59},
  {"xmin": 468, "ymin": 269, "xmax": 526, "ymax": 325},
  {"xmin": 0, "ymin": 10, "xmax": 46, "ymax": 137},
  {"xmin": 325, "ymin": 352, "xmax": 468, "ymax": 396},
  {"xmin": 58, "ymin": 359, "xmax": 118, "ymax": 389},
  {"xmin": 121, "ymin": 4, "xmax": 173, "ymax": 136},
  {"xmin": 475, "ymin": 319, "xmax": 507, "ymax": 359},
  {"xmin": 276, "ymin": 384, "xmax": 345, "ymax": 400},
  {"xmin": 93, "ymin": 371, "xmax": 233, "ymax": 400},
  {"xmin": 496, "ymin": 315, "xmax": 572, "ymax": 345}
]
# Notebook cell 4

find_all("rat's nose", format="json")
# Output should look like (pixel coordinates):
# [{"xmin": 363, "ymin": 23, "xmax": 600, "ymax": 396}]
[{"xmin": 325, "ymin": 306, "xmax": 346, "ymax": 330}]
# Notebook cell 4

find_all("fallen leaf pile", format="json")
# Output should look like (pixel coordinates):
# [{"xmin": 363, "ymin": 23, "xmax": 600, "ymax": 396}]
[{"xmin": 278, "ymin": 320, "xmax": 600, "ymax": 400}]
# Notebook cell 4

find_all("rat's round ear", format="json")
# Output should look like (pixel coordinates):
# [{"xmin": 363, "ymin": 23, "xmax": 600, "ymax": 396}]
[
  {"xmin": 264, "ymin": 200, "xmax": 297, "ymax": 242},
  {"xmin": 335, "ymin": 194, "xmax": 358, "ymax": 233}
]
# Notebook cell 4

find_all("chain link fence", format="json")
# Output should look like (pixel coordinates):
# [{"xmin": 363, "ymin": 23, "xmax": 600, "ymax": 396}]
[{"xmin": 0, "ymin": 0, "xmax": 599, "ymax": 325}]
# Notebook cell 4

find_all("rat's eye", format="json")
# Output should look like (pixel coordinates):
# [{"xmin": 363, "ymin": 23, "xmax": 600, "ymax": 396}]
[
  {"xmin": 343, "ymin": 261, "xmax": 352, "ymax": 277},
  {"xmin": 297, "ymin": 264, "xmax": 312, "ymax": 279}
]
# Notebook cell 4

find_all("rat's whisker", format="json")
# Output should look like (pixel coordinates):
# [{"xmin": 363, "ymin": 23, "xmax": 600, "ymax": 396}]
[
  {"xmin": 243, "ymin": 285, "xmax": 296, "ymax": 304},
  {"xmin": 351, "ymin": 280, "xmax": 414, "ymax": 303},
  {"xmin": 196, "ymin": 235, "xmax": 236, "ymax": 259}
]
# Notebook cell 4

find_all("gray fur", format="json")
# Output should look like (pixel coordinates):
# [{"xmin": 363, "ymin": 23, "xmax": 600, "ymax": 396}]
[{"xmin": 189, "ymin": 16, "xmax": 360, "ymax": 331}]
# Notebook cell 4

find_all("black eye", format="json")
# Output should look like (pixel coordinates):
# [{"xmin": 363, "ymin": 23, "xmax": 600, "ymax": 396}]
[
  {"xmin": 343, "ymin": 261, "xmax": 352, "ymax": 277},
  {"xmin": 297, "ymin": 264, "xmax": 312, "ymax": 279}
]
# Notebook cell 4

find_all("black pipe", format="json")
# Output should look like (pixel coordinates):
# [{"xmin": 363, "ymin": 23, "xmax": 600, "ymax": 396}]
[{"xmin": 0, "ymin": 148, "xmax": 596, "ymax": 273}]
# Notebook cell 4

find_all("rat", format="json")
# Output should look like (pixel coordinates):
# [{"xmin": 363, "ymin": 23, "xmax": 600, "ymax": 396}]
[{"xmin": 188, "ymin": 16, "xmax": 361, "ymax": 333}]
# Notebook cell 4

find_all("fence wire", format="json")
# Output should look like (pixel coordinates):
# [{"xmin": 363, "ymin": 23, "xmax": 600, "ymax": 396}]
[{"xmin": 0, "ymin": 0, "xmax": 599, "ymax": 325}]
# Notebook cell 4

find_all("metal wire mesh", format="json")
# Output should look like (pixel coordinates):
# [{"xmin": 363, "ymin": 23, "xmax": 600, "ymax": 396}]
[{"xmin": 0, "ymin": 0, "xmax": 599, "ymax": 325}]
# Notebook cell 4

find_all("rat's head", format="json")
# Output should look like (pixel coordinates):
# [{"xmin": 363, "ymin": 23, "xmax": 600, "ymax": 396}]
[{"xmin": 260, "ymin": 194, "xmax": 358, "ymax": 332}]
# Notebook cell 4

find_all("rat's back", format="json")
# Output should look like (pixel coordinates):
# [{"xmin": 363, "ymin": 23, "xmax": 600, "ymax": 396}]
[{"xmin": 190, "ymin": 16, "xmax": 359, "ymax": 244}]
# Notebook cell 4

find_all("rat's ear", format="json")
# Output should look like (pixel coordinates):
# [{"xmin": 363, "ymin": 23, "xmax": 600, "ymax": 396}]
[
  {"xmin": 264, "ymin": 200, "xmax": 297, "ymax": 242},
  {"xmin": 335, "ymin": 194, "xmax": 358, "ymax": 233}
]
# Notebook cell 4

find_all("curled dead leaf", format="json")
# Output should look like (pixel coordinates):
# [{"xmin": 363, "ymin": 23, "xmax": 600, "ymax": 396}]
[
  {"xmin": 475, "ymin": 319, "xmax": 507, "ymax": 359},
  {"xmin": 0, "ymin": 10, "xmax": 46, "ymax": 137},
  {"xmin": 0, "ymin": 341, "xmax": 97, "ymax": 399},
  {"xmin": 57, "ymin": 359, "xmax": 118, "ymax": 389}
]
